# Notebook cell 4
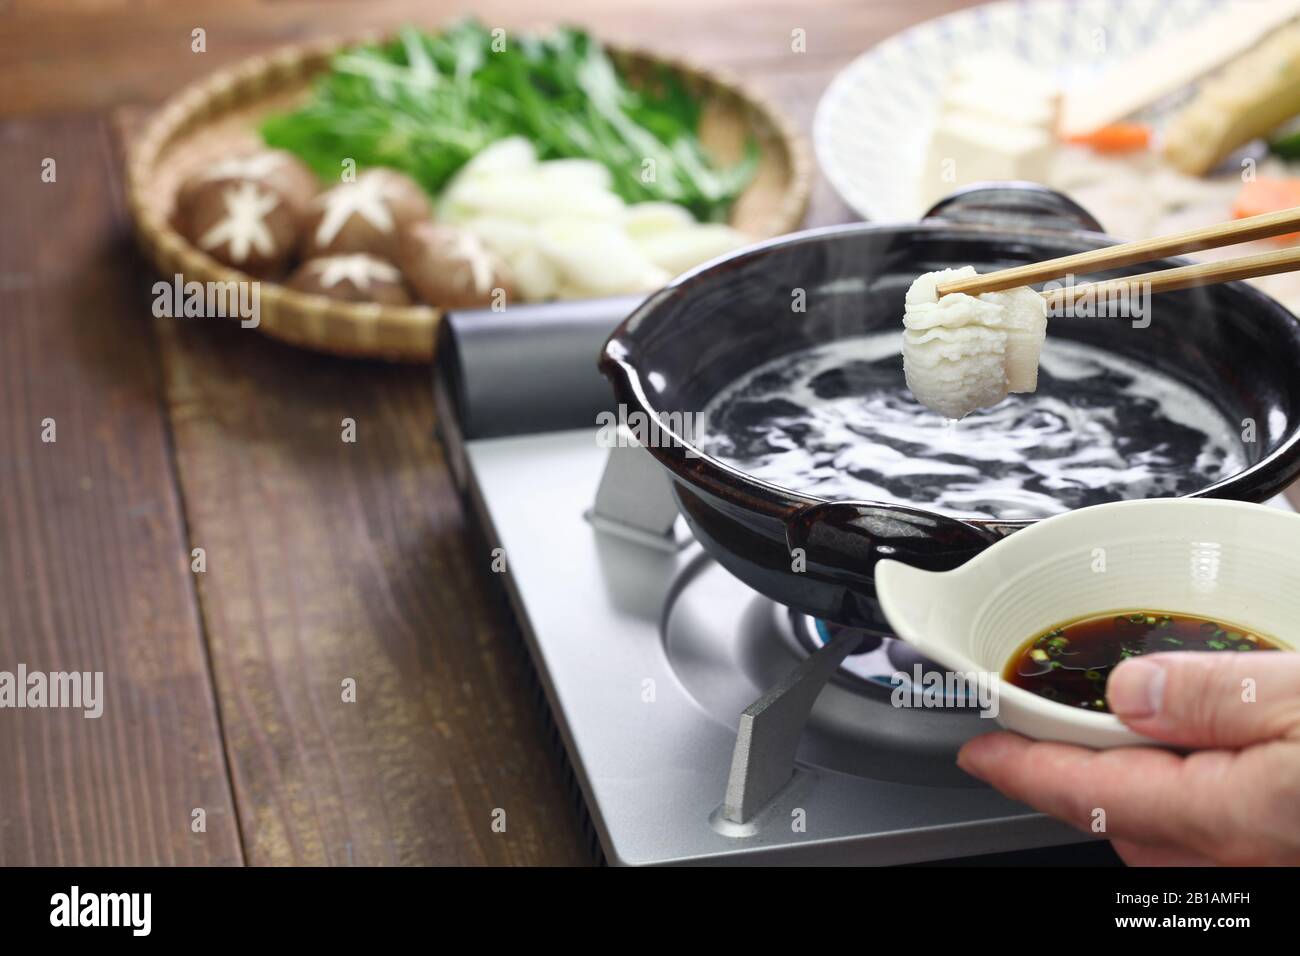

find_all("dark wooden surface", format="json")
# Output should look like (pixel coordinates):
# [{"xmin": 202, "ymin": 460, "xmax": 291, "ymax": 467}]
[
  {"xmin": 0, "ymin": 115, "xmax": 243, "ymax": 865},
  {"xmin": 147, "ymin": 297, "xmax": 591, "ymax": 865},
  {"xmin": 2, "ymin": 0, "xmax": 1295, "ymax": 866}
]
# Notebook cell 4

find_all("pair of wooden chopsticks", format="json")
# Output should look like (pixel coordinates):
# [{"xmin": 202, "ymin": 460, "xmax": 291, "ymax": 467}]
[{"xmin": 934, "ymin": 206, "xmax": 1300, "ymax": 308}]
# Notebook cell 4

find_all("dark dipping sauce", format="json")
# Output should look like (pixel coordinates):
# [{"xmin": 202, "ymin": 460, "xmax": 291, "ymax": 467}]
[{"xmin": 1004, "ymin": 611, "xmax": 1284, "ymax": 712}]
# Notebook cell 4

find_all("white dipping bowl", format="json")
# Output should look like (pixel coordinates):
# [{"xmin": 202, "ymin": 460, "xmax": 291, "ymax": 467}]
[{"xmin": 875, "ymin": 498, "xmax": 1299, "ymax": 749}]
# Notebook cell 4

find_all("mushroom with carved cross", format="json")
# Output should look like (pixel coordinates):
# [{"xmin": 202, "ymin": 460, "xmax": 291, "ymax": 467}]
[
  {"xmin": 398, "ymin": 222, "xmax": 516, "ymax": 309},
  {"xmin": 287, "ymin": 254, "xmax": 411, "ymax": 305},
  {"xmin": 176, "ymin": 178, "xmax": 301, "ymax": 277},
  {"xmin": 175, "ymin": 149, "xmax": 319, "ymax": 221},
  {"xmin": 301, "ymin": 169, "xmax": 432, "ymax": 261}
]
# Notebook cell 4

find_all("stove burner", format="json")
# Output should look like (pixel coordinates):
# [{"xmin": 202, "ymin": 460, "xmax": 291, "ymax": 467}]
[
  {"xmin": 791, "ymin": 615, "xmax": 974, "ymax": 705},
  {"xmin": 661, "ymin": 554, "xmax": 986, "ymax": 788}
]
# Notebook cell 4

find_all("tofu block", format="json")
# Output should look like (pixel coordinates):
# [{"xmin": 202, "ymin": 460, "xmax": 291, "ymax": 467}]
[
  {"xmin": 942, "ymin": 81, "xmax": 1058, "ymax": 130},
  {"xmin": 920, "ymin": 114, "xmax": 1053, "ymax": 206},
  {"xmin": 919, "ymin": 53, "xmax": 1059, "ymax": 209}
]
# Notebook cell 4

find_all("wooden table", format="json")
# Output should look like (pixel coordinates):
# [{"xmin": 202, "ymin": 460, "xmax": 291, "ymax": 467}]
[{"xmin": 2, "ymin": 0, "xmax": 1292, "ymax": 866}]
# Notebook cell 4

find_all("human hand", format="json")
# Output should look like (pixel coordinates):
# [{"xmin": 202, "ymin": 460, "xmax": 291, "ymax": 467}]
[{"xmin": 958, "ymin": 651, "xmax": 1300, "ymax": 865}]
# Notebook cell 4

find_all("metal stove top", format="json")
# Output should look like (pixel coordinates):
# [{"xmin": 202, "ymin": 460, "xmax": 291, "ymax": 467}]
[{"xmin": 453, "ymin": 425, "xmax": 1083, "ymax": 865}]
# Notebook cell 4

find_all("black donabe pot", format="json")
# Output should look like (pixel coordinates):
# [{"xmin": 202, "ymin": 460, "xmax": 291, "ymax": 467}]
[{"xmin": 599, "ymin": 185, "xmax": 1300, "ymax": 632}]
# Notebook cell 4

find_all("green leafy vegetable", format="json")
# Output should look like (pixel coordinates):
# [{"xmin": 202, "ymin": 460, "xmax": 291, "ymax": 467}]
[
  {"xmin": 1269, "ymin": 127, "xmax": 1300, "ymax": 160},
  {"xmin": 261, "ymin": 20, "xmax": 758, "ymax": 222}
]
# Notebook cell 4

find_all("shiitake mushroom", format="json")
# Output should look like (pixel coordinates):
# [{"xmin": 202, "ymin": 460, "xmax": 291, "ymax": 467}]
[
  {"xmin": 286, "ymin": 254, "xmax": 411, "ymax": 306},
  {"xmin": 177, "ymin": 178, "xmax": 300, "ymax": 277},
  {"xmin": 300, "ymin": 169, "xmax": 432, "ymax": 261},
  {"xmin": 175, "ymin": 149, "xmax": 319, "ymax": 221},
  {"xmin": 175, "ymin": 156, "xmax": 522, "ymax": 310},
  {"xmin": 397, "ymin": 222, "xmax": 516, "ymax": 309}
]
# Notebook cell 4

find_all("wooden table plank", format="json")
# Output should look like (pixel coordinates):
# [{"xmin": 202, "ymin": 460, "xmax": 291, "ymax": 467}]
[
  {"xmin": 0, "ymin": 0, "xmax": 970, "ymax": 116},
  {"xmin": 0, "ymin": 115, "xmax": 243, "ymax": 865},
  {"xmin": 140, "ymin": 313, "xmax": 592, "ymax": 865}
]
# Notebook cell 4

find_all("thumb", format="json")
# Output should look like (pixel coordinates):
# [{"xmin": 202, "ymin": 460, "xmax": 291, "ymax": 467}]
[{"xmin": 1107, "ymin": 651, "xmax": 1300, "ymax": 749}]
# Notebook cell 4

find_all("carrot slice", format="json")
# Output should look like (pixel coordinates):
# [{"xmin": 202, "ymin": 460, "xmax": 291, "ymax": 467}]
[
  {"xmin": 1233, "ymin": 177, "xmax": 1300, "ymax": 217},
  {"xmin": 1063, "ymin": 122, "xmax": 1151, "ymax": 153},
  {"xmin": 1233, "ymin": 178, "xmax": 1300, "ymax": 241}
]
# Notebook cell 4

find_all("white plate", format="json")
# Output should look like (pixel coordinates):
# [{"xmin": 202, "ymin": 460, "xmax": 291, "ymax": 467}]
[{"xmin": 813, "ymin": 0, "xmax": 1226, "ymax": 223}]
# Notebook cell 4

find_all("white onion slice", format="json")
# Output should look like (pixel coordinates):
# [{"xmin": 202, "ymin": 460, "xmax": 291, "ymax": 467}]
[{"xmin": 634, "ymin": 224, "xmax": 747, "ymax": 276}]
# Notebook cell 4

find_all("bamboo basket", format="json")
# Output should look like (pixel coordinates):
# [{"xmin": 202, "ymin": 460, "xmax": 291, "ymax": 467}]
[{"xmin": 125, "ymin": 33, "xmax": 814, "ymax": 361}]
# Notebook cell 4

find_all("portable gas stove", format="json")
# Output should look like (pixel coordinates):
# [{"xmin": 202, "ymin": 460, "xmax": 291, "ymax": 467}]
[{"xmin": 431, "ymin": 300, "xmax": 1286, "ymax": 866}]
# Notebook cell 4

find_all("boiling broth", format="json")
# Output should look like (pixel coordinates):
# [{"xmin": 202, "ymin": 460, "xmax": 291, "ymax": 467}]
[
  {"xmin": 697, "ymin": 333, "xmax": 1245, "ymax": 520},
  {"xmin": 1004, "ymin": 611, "xmax": 1283, "ymax": 711}
]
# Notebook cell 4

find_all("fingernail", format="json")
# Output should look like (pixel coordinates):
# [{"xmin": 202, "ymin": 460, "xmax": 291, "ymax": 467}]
[
  {"xmin": 956, "ymin": 747, "xmax": 982, "ymax": 779},
  {"xmin": 956, "ymin": 739, "xmax": 995, "ymax": 779},
  {"xmin": 1108, "ymin": 659, "xmax": 1166, "ymax": 718}
]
